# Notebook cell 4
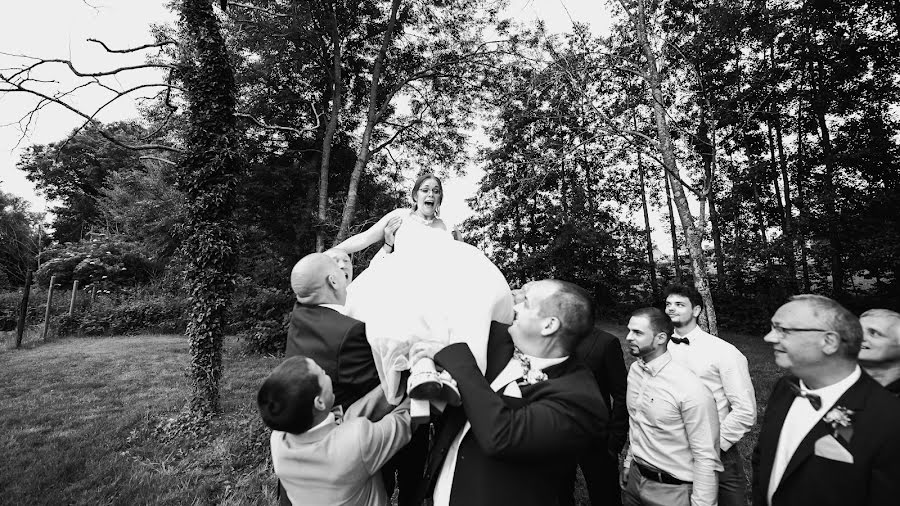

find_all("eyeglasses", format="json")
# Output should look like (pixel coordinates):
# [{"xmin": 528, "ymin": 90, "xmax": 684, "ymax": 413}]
[{"xmin": 769, "ymin": 324, "xmax": 830, "ymax": 336}]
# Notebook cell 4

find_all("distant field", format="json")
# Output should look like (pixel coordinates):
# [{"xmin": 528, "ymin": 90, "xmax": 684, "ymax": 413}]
[{"xmin": 0, "ymin": 324, "xmax": 777, "ymax": 505}]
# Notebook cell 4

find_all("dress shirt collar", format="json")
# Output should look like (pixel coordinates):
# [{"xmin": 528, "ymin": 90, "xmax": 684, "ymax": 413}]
[
  {"xmin": 798, "ymin": 365, "xmax": 861, "ymax": 411},
  {"xmin": 318, "ymin": 303, "xmax": 348, "ymax": 316},
  {"xmin": 673, "ymin": 324, "xmax": 708, "ymax": 341},
  {"xmin": 638, "ymin": 351, "xmax": 672, "ymax": 376},
  {"xmin": 521, "ymin": 353, "xmax": 568, "ymax": 371},
  {"xmin": 284, "ymin": 412, "xmax": 336, "ymax": 446}
]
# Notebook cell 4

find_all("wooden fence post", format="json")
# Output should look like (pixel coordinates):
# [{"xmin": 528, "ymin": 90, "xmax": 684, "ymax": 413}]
[
  {"xmin": 41, "ymin": 275, "xmax": 56, "ymax": 341},
  {"xmin": 69, "ymin": 280, "xmax": 79, "ymax": 316},
  {"xmin": 15, "ymin": 271, "xmax": 33, "ymax": 348}
]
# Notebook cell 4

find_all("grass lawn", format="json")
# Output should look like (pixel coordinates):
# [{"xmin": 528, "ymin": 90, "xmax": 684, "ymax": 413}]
[
  {"xmin": 0, "ymin": 334, "xmax": 282, "ymax": 505},
  {"xmin": 0, "ymin": 324, "xmax": 779, "ymax": 505}
]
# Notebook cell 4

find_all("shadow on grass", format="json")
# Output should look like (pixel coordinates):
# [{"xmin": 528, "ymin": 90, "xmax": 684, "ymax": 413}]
[{"xmin": 0, "ymin": 335, "xmax": 282, "ymax": 505}]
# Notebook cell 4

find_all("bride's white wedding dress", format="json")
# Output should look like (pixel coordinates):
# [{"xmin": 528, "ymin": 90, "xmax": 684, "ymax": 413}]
[{"xmin": 345, "ymin": 210, "xmax": 514, "ymax": 403}]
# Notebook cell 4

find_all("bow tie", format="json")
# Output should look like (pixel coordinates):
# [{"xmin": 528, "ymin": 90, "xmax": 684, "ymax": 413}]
[
  {"xmin": 789, "ymin": 382, "xmax": 822, "ymax": 410},
  {"xmin": 331, "ymin": 405, "xmax": 344, "ymax": 425},
  {"xmin": 670, "ymin": 336, "xmax": 690, "ymax": 345}
]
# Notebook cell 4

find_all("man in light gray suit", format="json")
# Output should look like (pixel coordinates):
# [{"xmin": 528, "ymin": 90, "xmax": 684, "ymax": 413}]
[{"xmin": 258, "ymin": 356, "xmax": 412, "ymax": 506}]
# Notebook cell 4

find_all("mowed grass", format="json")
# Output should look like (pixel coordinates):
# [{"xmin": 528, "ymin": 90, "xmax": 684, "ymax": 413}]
[
  {"xmin": 0, "ymin": 335, "xmax": 282, "ymax": 505},
  {"xmin": 0, "ymin": 324, "xmax": 781, "ymax": 506},
  {"xmin": 598, "ymin": 320, "xmax": 781, "ymax": 505}
]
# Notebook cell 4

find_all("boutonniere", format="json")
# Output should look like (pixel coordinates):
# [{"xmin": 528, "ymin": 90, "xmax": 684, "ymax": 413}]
[
  {"xmin": 823, "ymin": 405, "xmax": 854, "ymax": 443},
  {"xmin": 513, "ymin": 348, "xmax": 548, "ymax": 385}
]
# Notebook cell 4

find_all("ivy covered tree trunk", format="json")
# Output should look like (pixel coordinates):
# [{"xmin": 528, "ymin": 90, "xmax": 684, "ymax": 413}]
[{"xmin": 176, "ymin": 0, "xmax": 240, "ymax": 414}]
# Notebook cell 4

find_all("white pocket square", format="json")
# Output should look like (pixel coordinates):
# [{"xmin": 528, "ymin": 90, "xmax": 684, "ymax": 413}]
[
  {"xmin": 814, "ymin": 434, "xmax": 854, "ymax": 464},
  {"xmin": 502, "ymin": 381, "xmax": 523, "ymax": 398}
]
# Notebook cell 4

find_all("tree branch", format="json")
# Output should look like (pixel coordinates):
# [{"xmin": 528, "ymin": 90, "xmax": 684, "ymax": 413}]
[
  {"xmin": 235, "ymin": 102, "xmax": 322, "ymax": 136},
  {"xmin": 86, "ymin": 38, "xmax": 177, "ymax": 53},
  {"xmin": 0, "ymin": 78, "xmax": 184, "ymax": 153}
]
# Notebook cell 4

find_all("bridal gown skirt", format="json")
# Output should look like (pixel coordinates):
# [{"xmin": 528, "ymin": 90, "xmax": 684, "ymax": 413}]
[{"xmin": 345, "ymin": 240, "xmax": 514, "ymax": 403}]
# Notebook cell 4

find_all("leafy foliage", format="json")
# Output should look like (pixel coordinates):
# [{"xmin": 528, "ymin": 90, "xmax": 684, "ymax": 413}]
[
  {"xmin": 35, "ymin": 236, "xmax": 162, "ymax": 288},
  {"xmin": 0, "ymin": 189, "xmax": 39, "ymax": 287},
  {"xmin": 175, "ymin": 0, "xmax": 242, "ymax": 414},
  {"xmin": 16, "ymin": 122, "xmax": 165, "ymax": 243}
]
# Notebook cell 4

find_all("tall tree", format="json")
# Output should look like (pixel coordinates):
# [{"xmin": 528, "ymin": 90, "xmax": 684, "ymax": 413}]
[
  {"xmin": 616, "ymin": 0, "xmax": 719, "ymax": 333},
  {"xmin": 176, "ymin": 0, "xmax": 241, "ymax": 414}
]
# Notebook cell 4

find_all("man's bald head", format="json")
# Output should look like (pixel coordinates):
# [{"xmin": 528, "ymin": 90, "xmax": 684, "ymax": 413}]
[{"xmin": 290, "ymin": 253, "xmax": 348, "ymax": 305}]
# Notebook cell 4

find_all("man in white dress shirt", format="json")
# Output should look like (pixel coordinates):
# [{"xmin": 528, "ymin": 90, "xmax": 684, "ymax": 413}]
[
  {"xmin": 751, "ymin": 295, "xmax": 900, "ymax": 506},
  {"xmin": 623, "ymin": 307, "xmax": 722, "ymax": 506},
  {"xmin": 664, "ymin": 283, "xmax": 757, "ymax": 506}
]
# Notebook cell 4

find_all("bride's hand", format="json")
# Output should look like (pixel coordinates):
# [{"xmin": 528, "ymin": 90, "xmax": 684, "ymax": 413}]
[
  {"xmin": 383, "ymin": 216, "xmax": 402, "ymax": 247},
  {"xmin": 409, "ymin": 341, "xmax": 444, "ymax": 365}
]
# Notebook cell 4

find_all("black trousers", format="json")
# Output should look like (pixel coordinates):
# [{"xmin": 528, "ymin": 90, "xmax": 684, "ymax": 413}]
[
  {"xmin": 559, "ymin": 440, "xmax": 623, "ymax": 506},
  {"xmin": 383, "ymin": 422, "xmax": 429, "ymax": 506}
]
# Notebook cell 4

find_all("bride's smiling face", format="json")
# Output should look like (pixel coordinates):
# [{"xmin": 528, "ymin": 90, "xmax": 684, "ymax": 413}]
[{"xmin": 413, "ymin": 177, "xmax": 442, "ymax": 217}]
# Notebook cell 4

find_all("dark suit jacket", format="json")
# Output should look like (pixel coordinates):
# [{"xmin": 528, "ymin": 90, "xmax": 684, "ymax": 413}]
[
  {"xmin": 574, "ymin": 328, "xmax": 628, "ymax": 455},
  {"xmin": 420, "ymin": 322, "xmax": 609, "ymax": 506},
  {"xmin": 285, "ymin": 303, "xmax": 379, "ymax": 410},
  {"xmin": 752, "ymin": 371, "xmax": 900, "ymax": 506}
]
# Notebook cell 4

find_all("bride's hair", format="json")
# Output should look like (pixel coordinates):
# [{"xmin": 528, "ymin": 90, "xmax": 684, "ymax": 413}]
[{"xmin": 411, "ymin": 173, "xmax": 443, "ymax": 216}]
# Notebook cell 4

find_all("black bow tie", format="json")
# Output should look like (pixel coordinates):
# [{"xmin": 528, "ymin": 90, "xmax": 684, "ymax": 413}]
[
  {"xmin": 789, "ymin": 382, "xmax": 822, "ymax": 410},
  {"xmin": 670, "ymin": 336, "xmax": 690, "ymax": 345}
]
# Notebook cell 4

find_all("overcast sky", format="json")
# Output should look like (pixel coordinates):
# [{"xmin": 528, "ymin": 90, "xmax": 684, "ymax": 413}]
[{"xmin": 0, "ymin": 0, "xmax": 613, "ymax": 217}]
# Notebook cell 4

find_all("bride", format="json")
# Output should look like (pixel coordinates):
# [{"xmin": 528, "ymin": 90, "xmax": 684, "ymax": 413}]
[{"xmin": 332, "ymin": 173, "xmax": 513, "ymax": 404}]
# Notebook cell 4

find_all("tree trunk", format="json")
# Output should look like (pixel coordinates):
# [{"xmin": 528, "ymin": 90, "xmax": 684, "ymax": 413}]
[
  {"xmin": 774, "ymin": 113, "xmax": 798, "ymax": 291},
  {"xmin": 751, "ymin": 179, "xmax": 773, "ymax": 272},
  {"xmin": 633, "ymin": 0, "xmax": 717, "ymax": 334},
  {"xmin": 638, "ymin": 148, "xmax": 658, "ymax": 300},
  {"xmin": 333, "ymin": 0, "xmax": 401, "ymax": 244},
  {"xmin": 316, "ymin": 6, "xmax": 343, "ymax": 252},
  {"xmin": 177, "ymin": 0, "xmax": 240, "ymax": 414},
  {"xmin": 812, "ymin": 64, "xmax": 844, "ymax": 298},
  {"xmin": 664, "ymin": 170, "xmax": 681, "ymax": 284},
  {"xmin": 699, "ymin": 114, "xmax": 725, "ymax": 284}
]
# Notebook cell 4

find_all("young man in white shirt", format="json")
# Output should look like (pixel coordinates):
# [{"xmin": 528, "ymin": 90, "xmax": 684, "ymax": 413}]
[
  {"xmin": 664, "ymin": 283, "xmax": 757, "ymax": 506},
  {"xmin": 622, "ymin": 307, "xmax": 722, "ymax": 506}
]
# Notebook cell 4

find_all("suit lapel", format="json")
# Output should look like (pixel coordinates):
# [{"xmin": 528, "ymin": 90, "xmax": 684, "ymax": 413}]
[
  {"xmin": 758, "ymin": 377, "xmax": 800, "ymax": 497},
  {"xmin": 777, "ymin": 373, "xmax": 872, "ymax": 492},
  {"xmin": 485, "ymin": 323, "xmax": 514, "ymax": 383}
]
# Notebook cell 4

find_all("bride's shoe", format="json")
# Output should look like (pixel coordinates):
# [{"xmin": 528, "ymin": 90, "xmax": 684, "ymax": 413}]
[
  {"xmin": 407, "ymin": 357, "xmax": 443, "ymax": 399},
  {"xmin": 408, "ymin": 370, "xmax": 443, "ymax": 399}
]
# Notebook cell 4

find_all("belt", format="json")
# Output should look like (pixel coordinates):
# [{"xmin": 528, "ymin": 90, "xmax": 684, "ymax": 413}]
[{"xmin": 635, "ymin": 463, "xmax": 692, "ymax": 485}]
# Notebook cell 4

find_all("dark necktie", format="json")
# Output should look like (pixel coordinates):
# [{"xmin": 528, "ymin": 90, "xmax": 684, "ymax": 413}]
[
  {"xmin": 670, "ymin": 336, "xmax": 690, "ymax": 345},
  {"xmin": 789, "ymin": 382, "xmax": 822, "ymax": 410}
]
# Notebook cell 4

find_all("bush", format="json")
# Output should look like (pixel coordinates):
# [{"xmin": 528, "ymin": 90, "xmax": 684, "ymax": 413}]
[
  {"xmin": 239, "ymin": 317, "xmax": 288, "ymax": 356},
  {"xmin": 226, "ymin": 281, "xmax": 293, "ymax": 335},
  {"xmin": 35, "ymin": 237, "xmax": 162, "ymax": 288},
  {"xmin": 57, "ymin": 293, "xmax": 189, "ymax": 336}
]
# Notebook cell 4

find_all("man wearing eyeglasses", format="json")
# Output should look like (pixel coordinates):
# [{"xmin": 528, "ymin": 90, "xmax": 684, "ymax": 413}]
[{"xmin": 752, "ymin": 295, "xmax": 900, "ymax": 506}]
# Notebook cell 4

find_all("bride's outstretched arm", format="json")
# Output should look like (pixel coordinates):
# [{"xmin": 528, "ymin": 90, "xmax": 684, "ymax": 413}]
[{"xmin": 333, "ymin": 208, "xmax": 405, "ymax": 254}]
